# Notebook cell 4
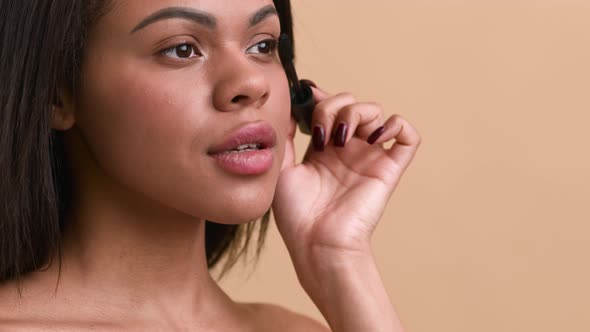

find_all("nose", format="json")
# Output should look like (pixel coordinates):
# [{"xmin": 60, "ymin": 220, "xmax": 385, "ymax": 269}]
[{"xmin": 211, "ymin": 53, "xmax": 271, "ymax": 112}]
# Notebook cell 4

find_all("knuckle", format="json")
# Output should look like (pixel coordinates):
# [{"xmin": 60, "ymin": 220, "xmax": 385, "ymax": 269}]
[
  {"xmin": 313, "ymin": 103, "xmax": 331, "ymax": 119},
  {"xmin": 339, "ymin": 104, "xmax": 356, "ymax": 116},
  {"xmin": 365, "ymin": 102, "xmax": 385, "ymax": 121},
  {"xmin": 391, "ymin": 114, "xmax": 406, "ymax": 126},
  {"xmin": 313, "ymin": 107, "xmax": 335, "ymax": 125},
  {"xmin": 313, "ymin": 101, "xmax": 328, "ymax": 114},
  {"xmin": 335, "ymin": 92, "xmax": 355, "ymax": 101},
  {"xmin": 367, "ymin": 101, "xmax": 383, "ymax": 110},
  {"xmin": 415, "ymin": 131, "xmax": 423, "ymax": 146}
]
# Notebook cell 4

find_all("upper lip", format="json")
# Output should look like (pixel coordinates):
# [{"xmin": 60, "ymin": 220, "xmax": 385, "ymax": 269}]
[{"xmin": 207, "ymin": 121, "xmax": 277, "ymax": 155}]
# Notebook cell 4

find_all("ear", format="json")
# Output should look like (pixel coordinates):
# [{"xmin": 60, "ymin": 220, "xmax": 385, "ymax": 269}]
[{"xmin": 50, "ymin": 88, "xmax": 75, "ymax": 131}]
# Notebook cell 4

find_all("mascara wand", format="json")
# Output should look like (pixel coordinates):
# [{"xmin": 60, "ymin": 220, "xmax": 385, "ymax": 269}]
[{"xmin": 278, "ymin": 33, "xmax": 315, "ymax": 135}]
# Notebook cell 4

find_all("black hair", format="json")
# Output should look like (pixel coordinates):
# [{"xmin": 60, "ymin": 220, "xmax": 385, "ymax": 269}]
[{"xmin": 0, "ymin": 0, "xmax": 295, "ymax": 288}]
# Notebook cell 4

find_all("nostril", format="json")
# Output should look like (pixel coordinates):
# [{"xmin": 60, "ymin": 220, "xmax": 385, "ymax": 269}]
[{"xmin": 231, "ymin": 95, "xmax": 247, "ymax": 103}]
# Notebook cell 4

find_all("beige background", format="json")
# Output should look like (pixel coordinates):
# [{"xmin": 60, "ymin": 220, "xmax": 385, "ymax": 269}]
[{"xmin": 216, "ymin": 1, "xmax": 590, "ymax": 331}]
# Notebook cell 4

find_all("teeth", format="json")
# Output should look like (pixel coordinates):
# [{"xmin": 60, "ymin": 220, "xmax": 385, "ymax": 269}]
[
  {"xmin": 222, "ymin": 143, "xmax": 262, "ymax": 154},
  {"xmin": 236, "ymin": 143, "xmax": 259, "ymax": 150}
]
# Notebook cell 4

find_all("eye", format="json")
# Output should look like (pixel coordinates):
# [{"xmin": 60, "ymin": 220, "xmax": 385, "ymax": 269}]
[
  {"xmin": 246, "ymin": 38, "xmax": 279, "ymax": 55},
  {"xmin": 161, "ymin": 43, "xmax": 201, "ymax": 59}
]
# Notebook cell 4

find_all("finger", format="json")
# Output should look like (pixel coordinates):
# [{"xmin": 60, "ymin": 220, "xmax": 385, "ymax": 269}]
[
  {"xmin": 331, "ymin": 102, "xmax": 384, "ymax": 147},
  {"xmin": 373, "ymin": 114, "xmax": 422, "ymax": 172},
  {"xmin": 310, "ymin": 92, "xmax": 357, "ymax": 149},
  {"xmin": 299, "ymin": 79, "xmax": 332, "ymax": 104},
  {"xmin": 309, "ymin": 85, "xmax": 331, "ymax": 104}
]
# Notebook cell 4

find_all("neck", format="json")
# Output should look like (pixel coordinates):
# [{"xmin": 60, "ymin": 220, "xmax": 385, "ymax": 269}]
[
  {"xmin": 61, "ymin": 200, "xmax": 210, "ymax": 299},
  {"xmin": 52, "ymin": 157, "xmax": 238, "ymax": 325}
]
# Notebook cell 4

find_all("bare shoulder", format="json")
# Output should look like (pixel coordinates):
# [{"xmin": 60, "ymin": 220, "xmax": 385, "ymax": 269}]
[
  {"xmin": 0, "ymin": 280, "xmax": 24, "ymax": 317},
  {"xmin": 0, "ymin": 280, "xmax": 41, "ymax": 329},
  {"xmin": 244, "ymin": 302, "xmax": 331, "ymax": 332},
  {"xmin": 0, "ymin": 280, "xmax": 57, "ymax": 330},
  {"xmin": 0, "ymin": 279, "xmax": 119, "ymax": 331}
]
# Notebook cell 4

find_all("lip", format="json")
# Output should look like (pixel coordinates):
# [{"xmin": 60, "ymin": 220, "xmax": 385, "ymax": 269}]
[
  {"xmin": 207, "ymin": 121, "xmax": 277, "ymax": 155},
  {"xmin": 207, "ymin": 121, "xmax": 277, "ymax": 175}
]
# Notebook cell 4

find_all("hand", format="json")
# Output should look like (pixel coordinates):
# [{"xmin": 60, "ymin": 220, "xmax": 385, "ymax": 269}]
[{"xmin": 272, "ymin": 83, "xmax": 421, "ymax": 280}]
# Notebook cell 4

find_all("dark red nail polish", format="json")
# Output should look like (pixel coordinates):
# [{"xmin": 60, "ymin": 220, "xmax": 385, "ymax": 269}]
[
  {"xmin": 300, "ymin": 79, "xmax": 317, "ymax": 88},
  {"xmin": 367, "ymin": 126, "xmax": 385, "ymax": 144},
  {"xmin": 334, "ymin": 123, "xmax": 348, "ymax": 147},
  {"xmin": 312, "ymin": 125, "xmax": 325, "ymax": 151}
]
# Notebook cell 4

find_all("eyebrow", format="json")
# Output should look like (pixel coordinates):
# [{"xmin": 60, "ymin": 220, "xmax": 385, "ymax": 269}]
[{"xmin": 130, "ymin": 4, "xmax": 278, "ymax": 34}]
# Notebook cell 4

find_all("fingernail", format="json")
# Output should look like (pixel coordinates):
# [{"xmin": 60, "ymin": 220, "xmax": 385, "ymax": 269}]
[
  {"xmin": 312, "ymin": 125, "xmax": 325, "ymax": 151},
  {"xmin": 300, "ymin": 79, "xmax": 317, "ymax": 88},
  {"xmin": 334, "ymin": 122, "xmax": 348, "ymax": 147},
  {"xmin": 367, "ymin": 126, "xmax": 385, "ymax": 145}
]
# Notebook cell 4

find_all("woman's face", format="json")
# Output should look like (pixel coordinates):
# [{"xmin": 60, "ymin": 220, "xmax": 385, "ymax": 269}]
[{"xmin": 72, "ymin": 0, "xmax": 291, "ymax": 223}]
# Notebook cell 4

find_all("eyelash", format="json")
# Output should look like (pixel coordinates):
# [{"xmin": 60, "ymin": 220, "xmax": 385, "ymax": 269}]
[{"xmin": 160, "ymin": 38, "xmax": 279, "ymax": 60}]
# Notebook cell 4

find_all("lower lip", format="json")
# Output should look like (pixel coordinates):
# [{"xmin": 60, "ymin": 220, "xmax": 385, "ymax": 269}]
[{"xmin": 210, "ymin": 149, "xmax": 273, "ymax": 175}]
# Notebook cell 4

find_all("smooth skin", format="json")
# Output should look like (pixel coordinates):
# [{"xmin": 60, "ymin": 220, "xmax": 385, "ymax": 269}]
[{"xmin": 0, "ymin": 0, "xmax": 419, "ymax": 331}]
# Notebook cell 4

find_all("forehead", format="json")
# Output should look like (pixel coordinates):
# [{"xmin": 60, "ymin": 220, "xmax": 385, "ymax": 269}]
[{"xmin": 103, "ymin": 0, "xmax": 278, "ymax": 33}]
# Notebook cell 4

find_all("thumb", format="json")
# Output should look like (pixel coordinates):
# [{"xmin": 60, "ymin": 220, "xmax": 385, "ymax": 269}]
[{"xmin": 280, "ymin": 117, "xmax": 297, "ymax": 171}]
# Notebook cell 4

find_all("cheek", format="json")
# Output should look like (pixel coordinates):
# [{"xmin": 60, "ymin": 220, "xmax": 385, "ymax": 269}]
[
  {"xmin": 74, "ymin": 53, "xmax": 292, "ymax": 223},
  {"xmin": 80, "ymin": 72, "xmax": 194, "ymax": 161},
  {"xmin": 75, "ymin": 58, "xmax": 213, "ymax": 211}
]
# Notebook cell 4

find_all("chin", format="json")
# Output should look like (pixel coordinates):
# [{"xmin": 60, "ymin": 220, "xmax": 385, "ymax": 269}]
[
  {"xmin": 206, "ymin": 203, "xmax": 272, "ymax": 225},
  {"xmin": 195, "ymin": 164, "xmax": 281, "ymax": 224},
  {"xmin": 200, "ymin": 188, "xmax": 275, "ymax": 225}
]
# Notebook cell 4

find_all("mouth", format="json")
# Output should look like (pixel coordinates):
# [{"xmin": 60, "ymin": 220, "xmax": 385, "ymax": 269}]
[
  {"xmin": 207, "ymin": 121, "xmax": 277, "ymax": 156},
  {"xmin": 219, "ymin": 143, "xmax": 265, "ymax": 154},
  {"xmin": 206, "ymin": 121, "xmax": 277, "ymax": 176}
]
